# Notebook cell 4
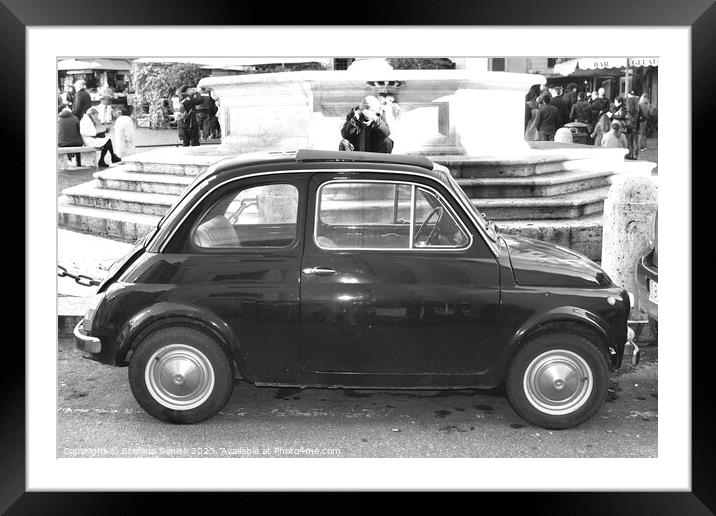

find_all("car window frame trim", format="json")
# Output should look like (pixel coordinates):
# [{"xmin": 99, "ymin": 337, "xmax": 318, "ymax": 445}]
[
  {"xmin": 314, "ymin": 178, "xmax": 473, "ymax": 252},
  {"xmin": 188, "ymin": 181, "xmax": 302, "ymax": 252},
  {"xmin": 157, "ymin": 168, "xmax": 497, "ymax": 258}
]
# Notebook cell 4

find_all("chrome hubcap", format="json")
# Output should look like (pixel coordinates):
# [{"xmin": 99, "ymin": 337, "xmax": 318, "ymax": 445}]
[
  {"xmin": 523, "ymin": 349, "xmax": 593, "ymax": 415},
  {"xmin": 145, "ymin": 344, "xmax": 215, "ymax": 410}
]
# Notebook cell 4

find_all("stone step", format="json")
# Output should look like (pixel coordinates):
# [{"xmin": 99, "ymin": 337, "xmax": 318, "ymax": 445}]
[
  {"xmin": 61, "ymin": 181, "xmax": 176, "ymax": 216},
  {"xmin": 58, "ymin": 201, "xmax": 160, "ymax": 241},
  {"xmin": 494, "ymin": 213, "xmax": 604, "ymax": 261},
  {"xmin": 121, "ymin": 147, "xmax": 231, "ymax": 175},
  {"xmin": 94, "ymin": 168, "xmax": 194, "ymax": 195},
  {"xmin": 433, "ymin": 146, "xmax": 627, "ymax": 178},
  {"xmin": 456, "ymin": 168, "xmax": 614, "ymax": 198},
  {"xmin": 473, "ymin": 187, "xmax": 609, "ymax": 220}
]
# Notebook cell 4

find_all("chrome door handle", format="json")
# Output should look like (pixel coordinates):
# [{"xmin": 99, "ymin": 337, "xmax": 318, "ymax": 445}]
[{"xmin": 302, "ymin": 267, "xmax": 336, "ymax": 276}]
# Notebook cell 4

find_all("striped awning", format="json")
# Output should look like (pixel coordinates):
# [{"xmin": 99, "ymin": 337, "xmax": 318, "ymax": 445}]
[
  {"xmin": 57, "ymin": 58, "xmax": 133, "ymax": 71},
  {"xmin": 554, "ymin": 57, "xmax": 659, "ymax": 76}
]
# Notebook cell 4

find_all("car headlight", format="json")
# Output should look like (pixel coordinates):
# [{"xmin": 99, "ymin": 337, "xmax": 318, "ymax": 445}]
[
  {"xmin": 83, "ymin": 292, "xmax": 106, "ymax": 333},
  {"xmin": 627, "ymin": 291, "xmax": 635, "ymax": 310}
]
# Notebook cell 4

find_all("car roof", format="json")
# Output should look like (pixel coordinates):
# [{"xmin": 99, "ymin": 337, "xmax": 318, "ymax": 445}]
[{"xmin": 207, "ymin": 149, "xmax": 439, "ymax": 178}]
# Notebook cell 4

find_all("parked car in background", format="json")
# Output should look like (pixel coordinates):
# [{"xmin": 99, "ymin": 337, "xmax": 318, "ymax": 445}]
[
  {"xmin": 74, "ymin": 150, "xmax": 638, "ymax": 429},
  {"xmin": 635, "ymin": 213, "xmax": 658, "ymax": 337}
]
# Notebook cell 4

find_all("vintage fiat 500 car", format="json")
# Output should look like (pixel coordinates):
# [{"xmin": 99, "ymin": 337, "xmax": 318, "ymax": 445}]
[{"xmin": 74, "ymin": 149, "xmax": 638, "ymax": 429}]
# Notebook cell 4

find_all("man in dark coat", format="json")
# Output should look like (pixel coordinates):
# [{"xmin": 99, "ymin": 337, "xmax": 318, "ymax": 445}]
[
  {"xmin": 58, "ymin": 104, "xmax": 84, "ymax": 166},
  {"xmin": 195, "ymin": 87, "xmax": 214, "ymax": 140},
  {"xmin": 533, "ymin": 93, "xmax": 560, "ymax": 141},
  {"xmin": 563, "ymin": 83, "xmax": 579, "ymax": 115},
  {"xmin": 176, "ymin": 86, "xmax": 204, "ymax": 147},
  {"xmin": 548, "ymin": 85, "xmax": 568, "ymax": 128},
  {"xmin": 71, "ymin": 79, "xmax": 92, "ymax": 120},
  {"xmin": 590, "ymin": 87, "xmax": 610, "ymax": 126},
  {"xmin": 339, "ymin": 95, "xmax": 393, "ymax": 153},
  {"xmin": 569, "ymin": 92, "xmax": 592, "ymax": 123}
]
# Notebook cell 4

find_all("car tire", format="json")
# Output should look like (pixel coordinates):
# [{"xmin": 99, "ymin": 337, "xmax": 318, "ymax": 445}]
[
  {"xmin": 128, "ymin": 326, "xmax": 234, "ymax": 424},
  {"xmin": 505, "ymin": 332, "xmax": 609, "ymax": 430}
]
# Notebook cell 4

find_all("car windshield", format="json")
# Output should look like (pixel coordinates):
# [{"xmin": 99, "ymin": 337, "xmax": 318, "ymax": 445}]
[{"xmin": 443, "ymin": 171, "xmax": 499, "ymax": 244}]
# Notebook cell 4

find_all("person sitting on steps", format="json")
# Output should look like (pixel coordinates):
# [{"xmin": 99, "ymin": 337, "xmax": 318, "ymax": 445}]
[
  {"xmin": 58, "ymin": 103, "xmax": 84, "ymax": 166},
  {"xmin": 80, "ymin": 107, "xmax": 121, "ymax": 168}
]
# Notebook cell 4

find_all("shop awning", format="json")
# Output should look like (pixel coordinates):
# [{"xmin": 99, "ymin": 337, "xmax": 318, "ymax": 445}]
[
  {"xmin": 57, "ymin": 58, "xmax": 133, "ymax": 71},
  {"xmin": 554, "ymin": 57, "xmax": 659, "ymax": 76}
]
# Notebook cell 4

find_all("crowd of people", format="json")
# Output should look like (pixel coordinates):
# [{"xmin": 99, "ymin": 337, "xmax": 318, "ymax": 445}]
[
  {"xmin": 174, "ymin": 86, "xmax": 220, "ymax": 147},
  {"xmin": 524, "ymin": 82, "xmax": 655, "ymax": 160},
  {"xmin": 57, "ymin": 79, "xmax": 125, "ymax": 167}
]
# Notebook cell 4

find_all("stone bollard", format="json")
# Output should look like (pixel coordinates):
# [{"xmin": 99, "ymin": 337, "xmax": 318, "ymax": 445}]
[
  {"xmin": 601, "ymin": 174, "xmax": 658, "ymax": 319},
  {"xmin": 113, "ymin": 116, "xmax": 136, "ymax": 157}
]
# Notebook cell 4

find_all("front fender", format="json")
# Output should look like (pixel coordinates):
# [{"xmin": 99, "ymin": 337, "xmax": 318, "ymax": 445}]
[
  {"xmin": 114, "ymin": 301, "xmax": 240, "ymax": 367},
  {"xmin": 508, "ymin": 305, "xmax": 615, "ymax": 360}
]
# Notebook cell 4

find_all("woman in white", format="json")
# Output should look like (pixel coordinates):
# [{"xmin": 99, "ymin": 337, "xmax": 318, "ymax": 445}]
[{"xmin": 80, "ymin": 107, "xmax": 121, "ymax": 168}]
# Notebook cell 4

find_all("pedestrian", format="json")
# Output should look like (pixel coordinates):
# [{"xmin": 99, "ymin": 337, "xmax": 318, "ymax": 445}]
[
  {"xmin": 533, "ymin": 93, "xmax": 559, "ymax": 141},
  {"xmin": 524, "ymin": 87, "xmax": 540, "ymax": 141},
  {"xmin": 608, "ymin": 96, "xmax": 629, "ymax": 152},
  {"xmin": 80, "ymin": 107, "xmax": 121, "ymax": 167},
  {"xmin": 601, "ymin": 121, "xmax": 628, "ymax": 149},
  {"xmin": 624, "ymin": 92, "xmax": 644, "ymax": 160},
  {"xmin": 208, "ymin": 90, "xmax": 220, "ymax": 139},
  {"xmin": 195, "ymin": 87, "xmax": 214, "ymax": 141},
  {"xmin": 57, "ymin": 103, "xmax": 84, "ymax": 167},
  {"xmin": 590, "ymin": 87, "xmax": 610, "ymax": 127},
  {"xmin": 638, "ymin": 93, "xmax": 652, "ymax": 151},
  {"xmin": 563, "ymin": 82, "xmax": 579, "ymax": 115},
  {"xmin": 590, "ymin": 111, "xmax": 611, "ymax": 146},
  {"xmin": 569, "ymin": 92, "xmax": 592, "ymax": 124},
  {"xmin": 71, "ymin": 79, "xmax": 92, "ymax": 120},
  {"xmin": 548, "ymin": 85, "xmax": 568, "ymax": 128},
  {"xmin": 339, "ymin": 95, "xmax": 393, "ymax": 153},
  {"xmin": 96, "ymin": 89, "xmax": 117, "ymax": 126},
  {"xmin": 176, "ymin": 86, "xmax": 203, "ymax": 147}
]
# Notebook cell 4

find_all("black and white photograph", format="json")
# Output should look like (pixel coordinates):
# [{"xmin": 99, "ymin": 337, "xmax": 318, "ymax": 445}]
[
  {"xmin": 56, "ymin": 55, "xmax": 660, "ymax": 459},
  {"xmin": 16, "ymin": 18, "xmax": 702, "ymax": 505}
]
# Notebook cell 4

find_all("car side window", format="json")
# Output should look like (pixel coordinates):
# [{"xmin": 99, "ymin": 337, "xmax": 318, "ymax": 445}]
[
  {"xmin": 315, "ymin": 181, "xmax": 469, "ymax": 250},
  {"xmin": 193, "ymin": 183, "xmax": 298, "ymax": 248},
  {"xmin": 413, "ymin": 187, "xmax": 469, "ymax": 248}
]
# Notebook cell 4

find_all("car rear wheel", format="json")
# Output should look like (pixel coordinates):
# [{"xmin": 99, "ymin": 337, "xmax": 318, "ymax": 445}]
[
  {"xmin": 506, "ymin": 333, "xmax": 608, "ymax": 429},
  {"xmin": 128, "ymin": 326, "xmax": 234, "ymax": 424}
]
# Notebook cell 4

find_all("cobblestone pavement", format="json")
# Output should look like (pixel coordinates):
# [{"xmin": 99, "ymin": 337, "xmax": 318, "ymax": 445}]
[{"xmin": 57, "ymin": 336, "xmax": 657, "ymax": 459}]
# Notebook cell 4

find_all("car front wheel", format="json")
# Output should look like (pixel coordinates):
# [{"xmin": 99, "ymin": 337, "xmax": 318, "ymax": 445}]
[
  {"xmin": 506, "ymin": 333, "xmax": 608, "ymax": 429},
  {"xmin": 128, "ymin": 326, "xmax": 234, "ymax": 424}
]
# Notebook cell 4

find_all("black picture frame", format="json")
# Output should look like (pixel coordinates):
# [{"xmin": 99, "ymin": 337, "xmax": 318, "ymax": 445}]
[{"xmin": 11, "ymin": 0, "xmax": 712, "ymax": 512}]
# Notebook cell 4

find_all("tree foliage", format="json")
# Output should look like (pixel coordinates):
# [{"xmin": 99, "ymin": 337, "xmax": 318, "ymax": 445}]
[
  {"xmin": 130, "ymin": 63, "xmax": 210, "ymax": 129},
  {"xmin": 387, "ymin": 58, "xmax": 456, "ymax": 70}
]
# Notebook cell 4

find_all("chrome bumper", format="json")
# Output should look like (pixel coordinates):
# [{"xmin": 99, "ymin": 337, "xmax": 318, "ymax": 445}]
[
  {"xmin": 73, "ymin": 320, "xmax": 101, "ymax": 354},
  {"xmin": 624, "ymin": 327, "xmax": 641, "ymax": 366}
]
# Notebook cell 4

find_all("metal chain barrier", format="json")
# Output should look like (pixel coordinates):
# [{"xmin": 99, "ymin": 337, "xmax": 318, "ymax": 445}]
[{"xmin": 58, "ymin": 265, "xmax": 101, "ymax": 287}]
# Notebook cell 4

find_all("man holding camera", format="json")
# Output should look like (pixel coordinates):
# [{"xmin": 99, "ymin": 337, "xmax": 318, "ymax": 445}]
[{"xmin": 339, "ymin": 95, "xmax": 394, "ymax": 153}]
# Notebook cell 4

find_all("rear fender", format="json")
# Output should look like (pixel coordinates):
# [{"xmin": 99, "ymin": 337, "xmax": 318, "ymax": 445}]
[{"xmin": 114, "ymin": 302, "xmax": 241, "ymax": 372}]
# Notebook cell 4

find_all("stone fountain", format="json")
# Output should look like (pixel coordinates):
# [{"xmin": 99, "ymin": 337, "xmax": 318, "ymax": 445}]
[{"xmin": 200, "ymin": 58, "xmax": 539, "ymax": 156}]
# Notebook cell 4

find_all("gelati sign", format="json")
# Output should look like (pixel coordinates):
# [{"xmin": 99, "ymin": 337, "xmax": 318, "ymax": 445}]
[{"xmin": 629, "ymin": 58, "xmax": 659, "ymax": 68}]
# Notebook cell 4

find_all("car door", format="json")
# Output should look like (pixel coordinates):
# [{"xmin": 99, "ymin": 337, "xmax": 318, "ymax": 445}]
[
  {"xmin": 164, "ymin": 173, "xmax": 308, "ymax": 382},
  {"xmin": 299, "ymin": 171, "xmax": 501, "ymax": 376}
]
